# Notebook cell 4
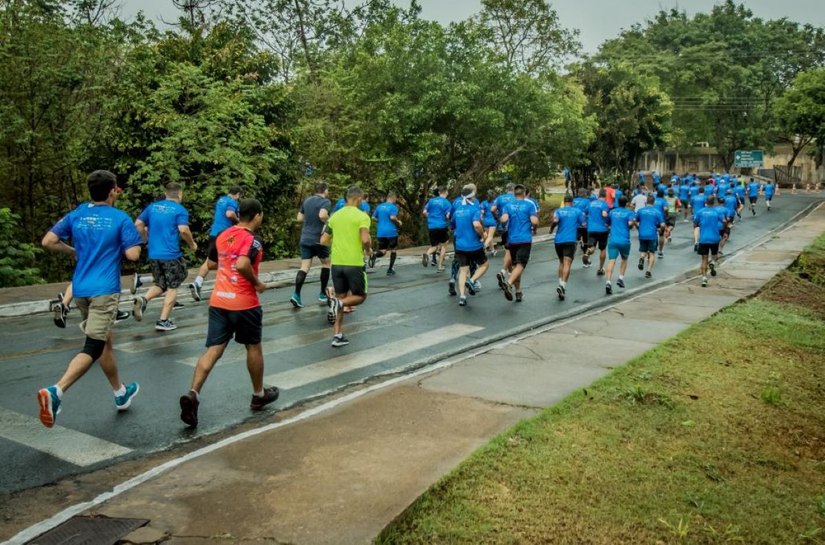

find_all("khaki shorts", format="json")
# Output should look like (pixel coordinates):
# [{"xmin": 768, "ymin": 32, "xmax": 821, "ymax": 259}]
[{"xmin": 75, "ymin": 294, "xmax": 119, "ymax": 341}]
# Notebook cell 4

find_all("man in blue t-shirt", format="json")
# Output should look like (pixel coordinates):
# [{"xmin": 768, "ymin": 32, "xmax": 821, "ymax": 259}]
[
  {"xmin": 551, "ymin": 195, "xmax": 587, "ymax": 301},
  {"xmin": 713, "ymin": 195, "xmax": 734, "ymax": 254},
  {"xmin": 452, "ymin": 188, "xmax": 489, "ymax": 306},
  {"xmin": 491, "ymin": 184, "xmax": 517, "ymax": 279},
  {"xmin": 678, "ymin": 182, "xmax": 691, "ymax": 222},
  {"xmin": 635, "ymin": 195, "xmax": 665, "ymax": 278},
  {"xmin": 369, "ymin": 192, "xmax": 403, "ymax": 276},
  {"xmin": 190, "ymin": 185, "xmax": 241, "ymax": 301},
  {"xmin": 497, "ymin": 185, "xmax": 538, "ymax": 303},
  {"xmin": 134, "ymin": 182, "xmax": 197, "ymax": 332},
  {"xmin": 695, "ymin": 198, "xmax": 724, "ymax": 287},
  {"xmin": 747, "ymin": 178, "xmax": 761, "ymax": 215},
  {"xmin": 572, "ymin": 188, "xmax": 590, "ymax": 257},
  {"xmin": 605, "ymin": 196, "xmax": 637, "ymax": 295},
  {"xmin": 764, "ymin": 181, "xmax": 776, "ymax": 211},
  {"xmin": 480, "ymin": 190, "xmax": 498, "ymax": 253},
  {"xmin": 584, "ymin": 189, "xmax": 610, "ymax": 275},
  {"xmin": 422, "ymin": 186, "xmax": 452, "ymax": 272},
  {"xmin": 38, "ymin": 170, "xmax": 143, "ymax": 428}
]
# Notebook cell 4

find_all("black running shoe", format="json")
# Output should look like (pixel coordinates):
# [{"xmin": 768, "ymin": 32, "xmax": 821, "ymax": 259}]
[
  {"xmin": 645, "ymin": 271, "xmax": 652, "ymax": 279},
  {"xmin": 386, "ymin": 269, "xmax": 396, "ymax": 276},
  {"xmin": 431, "ymin": 255, "xmax": 438, "ymax": 267},
  {"xmin": 458, "ymin": 296, "xmax": 467, "ymax": 307},
  {"xmin": 132, "ymin": 296, "xmax": 147, "ymax": 321},
  {"xmin": 709, "ymin": 262, "xmax": 717, "ymax": 277},
  {"xmin": 115, "ymin": 310, "xmax": 130, "ymax": 323},
  {"xmin": 179, "ymin": 390, "xmax": 199, "ymax": 428},
  {"xmin": 583, "ymin": 254, "xmax": 591, "ymax": 266},
  {"xmin": 496, "ymin": 271, "xmax": 507, "ymax": 292},
  {"xmin": 331, "ymin": 334, "xmax": 350, "ymax": 347},
  {"xmin": 465, "ymin": 280, "xmax": 476, "ymax": 296},
  {"xmin": 327, "ymin": 297, "xmax": 341, "ymax": 324},
  {"xmin": 174, "ymin": 301, "xmax": 185, "ymax": 309},
  {"xmin": 605, "ymin": 282, "xmax": 613, "ymax": 295},
  {"xmin": 638, "ymin": 257, "xmax": 645, "ymax": 271},
  {"xmin": 515, "ymin": 292, "xmax": 523, "ymax": 303},
  {"xmin": 596, "ymin": 268, "xmax": 605, "ymax": 276},
  {"xmin": 53, "ymin": 301, "xmax": 68, "ymax": 329},
  {"xmin": 250, "ymin": 386, "xmax": 280, "ymax": 410},
  {"xmin": 616, "ymin": 278, "xmax": 625, "ymax": 288},
  {"xmin": 557, "ymin": 285, "xmax": 566, "ymax": 301},
  {"xmin": 368, "ymin": 253, "xmax": 377, "ymax": 269},
  {"xmin": 448, "ymin": 281, "xmax": 457, "ymax": 296},
  {"xmin": 421, "ymin": 253, "xmax": 429, "ymax": 268},
  {"xmin": 501, "ymin": 281, "xmax": 513, "ymax": 301},
  {"xmin": 189, "ymin": 282, "xmax": 202, "ymax": 302}
]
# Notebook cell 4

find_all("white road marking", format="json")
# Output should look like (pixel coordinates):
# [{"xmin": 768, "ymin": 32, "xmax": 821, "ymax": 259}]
[
  {"xmin": 264, "ymin": 323, "xmax": 484, "ymax": 390},
  {"xmin": 0, "ymin": 408, "xmax": 132, "ymax": 467},
  {"xmin": 175, "ymin": 312, "xmax": 408, "ymax": 367}
]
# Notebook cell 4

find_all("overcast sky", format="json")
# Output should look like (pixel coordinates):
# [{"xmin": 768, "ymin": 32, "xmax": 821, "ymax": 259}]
[{"xmin": 116, "ymin": 0, "xmax": 825, "ymax": 52}]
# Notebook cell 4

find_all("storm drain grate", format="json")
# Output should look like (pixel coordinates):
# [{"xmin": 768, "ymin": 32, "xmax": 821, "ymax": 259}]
[{"xmin": 25, "ymin": 515, "xmax": 149, "ymax": 545}]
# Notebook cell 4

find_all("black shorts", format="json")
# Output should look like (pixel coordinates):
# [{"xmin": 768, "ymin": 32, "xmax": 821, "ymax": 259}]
[
  {"xmin": 207, "ymin": 236, "xmax": 219, "ymax": 263},
  {"xmin": 577, "ymin": 227, "xmax": 588, "ymax": 243},
  {"xmin": 509, "ymin": 243, "xmax": 532, "ymax": 266},
  {"xmin": 331, "ymin": 265, "xmax": 368, "ymax": 297},
  {"xmin": 666, "ymin": 218, "xmax": 676, "ymax": 227},
  {"xmin": 455, "ymin": 248, "xmax": 488, "ymax": 267},
  {"xmin": 749, "ymin": 196, "xmax": 757, "ymax": 205},
  {"xmin": 698, "ymin": 243, "xmax": 720, "ymax": 256},
  {"xmin": 378, "ymin": 237, "xmax": 399, "ymax": 251},
  {"xmin": 206, "ymin": 306, "xmax": 263, "ymax": 347},
  {"xmin": 639, "ymin": 239, "xmax": 658, "ymax": 254},
  {"xmin": 428, "ymin": 228, "xmax": 449, "ymax": 247},
  {"xmin": 151, "ymin": 257, "xmax": 188, "ymax": 291},
  {"xmin": 500, "ymin": 230, "xmax": 510, "ymax": 248},
  {"xmin": 555, "ymin": 242, "xmax": 576, "ymax": 260},
  {"xmin": 587, "ymin": 231, "xmax": 608, "ymax": 250},
  {"xmin": 300, "ymin": 242, "xmax": 330, "ymax": 260}
]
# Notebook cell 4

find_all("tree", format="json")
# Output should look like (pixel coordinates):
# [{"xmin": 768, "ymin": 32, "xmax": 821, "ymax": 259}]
[
  {"xmin": 0, "ymin": 208, "xmax": 42, "ymax": 287},
  {"xmin": 774, "ymin": 68, "xmax": 825, "ymax": 168}
]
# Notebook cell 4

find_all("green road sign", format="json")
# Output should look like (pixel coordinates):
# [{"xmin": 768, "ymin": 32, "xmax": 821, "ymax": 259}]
[{"xmin": 734, "ymin": 150, "xmax": 764, "ymax": 168}]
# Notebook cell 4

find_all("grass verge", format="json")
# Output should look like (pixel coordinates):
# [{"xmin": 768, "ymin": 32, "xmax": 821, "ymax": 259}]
[{"xmin": 377, "ymin": 238, "xmax": 825, "ymax": 545}]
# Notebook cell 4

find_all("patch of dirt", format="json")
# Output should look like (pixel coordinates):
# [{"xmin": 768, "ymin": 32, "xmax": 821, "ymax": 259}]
[{"xmin": 759, "ymin": 270, "xmax": 825, "ymax": 320}]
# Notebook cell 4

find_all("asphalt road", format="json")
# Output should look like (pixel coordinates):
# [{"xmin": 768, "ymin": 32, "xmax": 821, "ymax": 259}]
[{"xmin": 0, "ymin": 195, "xmax": 819, "ymax": 494}]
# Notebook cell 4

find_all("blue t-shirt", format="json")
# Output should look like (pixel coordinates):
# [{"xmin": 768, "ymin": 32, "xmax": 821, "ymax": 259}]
[
  {"xmin": 572, "ymin": 197, "xmax": 590, "ymax": 220},
  {"xmin": 734, "ymin": 184, "xmax": 746, "ymax": 201},
  {"xmin": 614, "ymin": 189, "xmax": 624, "ymax": 203},
  {"xmin": 764, "ymin": 183, "xmax": 776, "ymax": 197},
  {"xmin": 493, "ymin": 193, "xmax": 516, "ymax": 229},
  {"xmin": 334, "ymin": 198, "xmax": 370, "ymax": 214},
  {"xmin": 137, "ymin": 199, "xmax": 189, "ymax": 260},
  {"xmin": 654, "ymin": 197, "xmax": 669, "ymax": 217},
  {"xmin": 695, "ymin": 207, "xmax": 722, "ymax": 244},
  {"xmin": 452, "ymin": 205, "xmax": 483, "ymax": 252},
  {"xmin": 587, "ymin": 199, "xmax": 610, "ymax": 233},
  {"xmin": 502, "ymin": 199, "xmax": 537, "ymax": 245},
  {"xmin": 635, "ymin": 206, "xmax": 664, "ymax": 241},
  {"xmin": 724, "ymin": 195, "xmax": 739, "ymax": 216},
  {"xmin": 51, "ymin": 203, "xmax": 142, "ymax": 298},
  {"xmin": 209, "ymin": 195, "xmax": 239, "ymax": 237},
  {"xmin": 608, "ymin": 207, "xmax": 635, "ymax": 246},
  {"xmin": 717, "ymin": 182, "xmax": 729, "ymax": 196},
  {"xmin": 692, "ymin": 194, "xmax": 707, "ymax": 213},
  {"xmin": 747, "ymin": 182, "xmax": 760, "ymax": 198},
  {"xmin": 554, "ymin": 206, "xmax": 586, "ymax": 244},
  {"xmin": 678, "ymin": 184, "xmax": 690, "ymax": 202},
  {"xmin": 480, "ymin": 200, "xmax": 496, "ymax": 227},
  {"xmin": 373, "ymin": 202, "xmax": 399, "ymax": 238},
  {"xmin": 689, "ymin": 185, "xmax": 700, "ymax": 198},
  {"xmin": 425, "ymin": 196, "xmax": 452, "ymax": 229}
]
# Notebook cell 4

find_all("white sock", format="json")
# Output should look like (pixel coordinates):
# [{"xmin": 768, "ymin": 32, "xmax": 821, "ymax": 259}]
[
  {"xmin": 190, "ymin": 389, "xmax": 200, "ymax": 401},
  {"xmin": 195, "ymin": 276, "xmax": 204, "ymax": 287},
  {"xmin": 114, "ymin": 384, "xmax": 126, "ymax": 397},
  {"xmin": 618, "ymin": 275, "xmax": 624, "ymax": 280},
  {"xmin": 253, "ymin": 389, "xmax": 264, "ymax": 397},
  {"xmin": 54, "ymin": 385, "xmax": 64, "ymax": 399},
  {"xmin": 559, "ymin": 280, "xmax": 567, "ymax": 288}
]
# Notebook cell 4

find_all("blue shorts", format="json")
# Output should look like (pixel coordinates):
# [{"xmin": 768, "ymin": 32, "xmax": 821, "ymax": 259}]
[
  {"xmin": 608, "ymin": 243, "xmax": 631, "ymax": 260},
  {"xmin": 639, "ymin": 239, "xmax": 658, "ymax": 254}
]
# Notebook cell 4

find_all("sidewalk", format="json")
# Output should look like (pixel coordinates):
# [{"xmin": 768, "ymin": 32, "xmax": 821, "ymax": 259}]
[{"xmin": 6, "ymin": 206, "xmax": 825, "ymax": 545}]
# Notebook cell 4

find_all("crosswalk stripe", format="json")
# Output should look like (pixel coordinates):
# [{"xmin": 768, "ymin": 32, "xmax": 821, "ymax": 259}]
[
  {"xmin": 0, "ymin": 408, "xmax": 132, "ymax": 467},
  {"xmin": 264, "ymin": 323, "xmax": 484, "ymax": 390},
  {"xmin": 176, "ymin": 312, "xmax": 409, "ymax": 367}
]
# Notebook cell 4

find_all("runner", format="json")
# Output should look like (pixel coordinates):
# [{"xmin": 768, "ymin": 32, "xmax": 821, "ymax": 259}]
[
  {"xmin": 133, "ymin": 182, "xmax": 197, "ymax": 331},
  {"xmin": 653, "ymin": 190, "xmax": 669, "ymax": 258},
  {"xmin": 713, "ymin": 195, "xmax": 734, "ymax": 255},
  {"xmin": 635, "ymin": 194, "xmax": 665, "ymax": 279},
  {"xmin": 179, "ymin": 198, "xmax": 279, "ymax": 428},
  {"xmin": 764, "ymin": 180, "xmax": 776, "ymax": 211},
  {"xmin": 722, "ymin": 189, "xmax": 740, "ymax": 251},
  {"xmin": 584, "ymin": 188, "xmax": 610, "ymax": 275},
  {"xmin": 37, "ymin": 170, "xmax": 143, "ymax": 428},
  {"xmin": 492, "ymin": 184, "xmax": 517, "ymax": 279},
  {"xmin": 605, "ymin": 196, "xmax": 636, "ymax": 295},
  {"xmin": 480, "ymin": 190, "xmax": 498, "ymax": 254},
  {"xmin": 678, "ymin": 180, "xmax": 691, "ymax": 222},
  {"xmin": 695, "ymin": 195, "xmax": 724, "ymax": 287},
  {"xmin": 290, "ymin": 182, "xmax": 332, "ymax": 308},
  {"xmin": 663, "ymin": 187, "xmax": 680, "ymax": 246},
  {"xmin": 747, "ymin": 177, "xmax": 761, "ymax": 215},
  {"xmin": 572, "ymin": 188, "xmax": 590, "ymax": 264},
  {"xmin": 322, "ymin": 186, "xmax": 372, "ymax": 347},
  {"xmin": 422, "ymin": 186, "xmax": 452, "ymax": 272},
  {"xmin": 631, "ymin": 187, "xmax": 647, "ymax": 212},
  {"xmin": 734, "ymin": 180, "xmax": 746, "ymax": 219},
  {"xmin": 604, "ymin": 182, "xmax": 616, "ymax": 209},
  {"xmin": 448, "ymin": 185, "xmax": 481, "ymax": 296},
  {"xmin": 550, "ymin": 195, "xmax": 587, "ymax": 301},
  {"xmin": 452, "ymin": 188, "xmax": 489, "ymax": 306},
  {"xmin": 189, "ymin": 185, "xmax": 241, "ymax": 302},
  {"xmin": 496, "ymin": 185, "xmax": 537, "ymax": 303},
  {"xmin": 369, "ymin": 192, "xmax": 402, "ymax": 276}
]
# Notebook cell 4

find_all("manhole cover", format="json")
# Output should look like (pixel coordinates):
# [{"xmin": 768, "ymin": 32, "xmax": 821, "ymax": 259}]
[{"xmin": 25, "ymin": 515, "xmax": 149, "ymax": 545}]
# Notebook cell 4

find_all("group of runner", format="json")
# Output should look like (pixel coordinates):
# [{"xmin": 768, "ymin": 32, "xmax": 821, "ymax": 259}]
[{"xmin": 36, "ymin": 169, "xmax": 777, "ymax": 430}]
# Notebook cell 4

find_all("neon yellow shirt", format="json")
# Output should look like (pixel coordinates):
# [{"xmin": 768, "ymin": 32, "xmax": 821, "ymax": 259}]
[{"xmin": 328, "ymin": 205, "xmax": 371, "ymax": 266}]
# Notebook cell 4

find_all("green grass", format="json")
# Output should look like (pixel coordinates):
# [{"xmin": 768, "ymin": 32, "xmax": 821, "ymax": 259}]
[{"xmin": 377, "ymin": 238, "xmax": 825, "ymax": 545}]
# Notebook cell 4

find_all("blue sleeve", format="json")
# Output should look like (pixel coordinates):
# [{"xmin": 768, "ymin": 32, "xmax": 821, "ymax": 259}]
[
  {"xmin": 227, "ymin": 199, "xmax": 239, "ymax": 214},
  {"xmin": 137, "ymin": 205, "xmax": 150, "ymax": 225},
  {"xmin": 51, "ymin": 213, "xmax": 73, "ymax": 240},
  {"xmin": 176, "ymin": 205, "xmax": 189, "ymax": 226},
  {"xmin": 473, "ymin": 210, "xmax": 481, "ymax": 223},
  {"xmin": 120, "ymin": 215, "xmax": 143, "ymax": 252}
]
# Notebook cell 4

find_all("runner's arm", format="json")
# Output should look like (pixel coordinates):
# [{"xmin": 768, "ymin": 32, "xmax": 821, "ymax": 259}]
[
  {"xmin": 134, "ymin": 219, "xmax": 148, "ymax": 244},
  {"xmin": 41, "ymin": 231, "xmax": 75, "ymax": 257},
  {"xmin": 236, "ymin": 255, "xmax": 266, "ymax": 293},
  {"xmin": 360, "ymin": 227, "xmax": 372, "ymax": 255},
  {"xmin": 320, "ymin": 225, "xmax": 332, "ymax": 247},
  {"xmin": 226, "ymin": 210, "xmax": 239, "ymax": 223},
  {"xmin": 124, "ymin": 244, "xmax": 142, "ymax": 262},
  {"xmin": 178, "ymin": 225, "xmax": 198, "ymax": 251}
]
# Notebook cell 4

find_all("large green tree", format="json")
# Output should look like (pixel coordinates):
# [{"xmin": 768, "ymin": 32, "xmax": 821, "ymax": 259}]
[{"xmin": 774, "ymin": 68, "xmax": 825, "ymax": 168}]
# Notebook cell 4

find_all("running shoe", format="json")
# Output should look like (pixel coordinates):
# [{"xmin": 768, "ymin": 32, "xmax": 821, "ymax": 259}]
[
  {"xmin": 386, "ymin": 269, "xmax": 396, "ymax": 276},
  {"xmin": 53, "ymin": 295, "xmax": 68, "ymax": 329},
  {"xmin": 422, "ymin": 253, "xmax": 429, "ymax": 267},
  {"xmin": 115, "ymin": 382, "xmax": 140, "ymax": 411},
  {"xmin": 465, "ymin": 280, "xmax": 477, "ymax": 296},
  {"xmin": 597, "ymin": 268, "xmax": 605, "ymax": 276},
  {"xmin": 582, "ymin": 254, "xmax": 590, "ymax": 266},
  {"xmin": 327, "ymin": 297, "xmax": 341, "ymax": 324},
  {"xmin": 331, "ymin": 334, "xmax": 350, "ymax": 348},
  {"xmin": 556, "ymin": 285, "xmax": 566, "ymax": 301},
  {"xmin": 37, "ymin": 386, "xmax": 61, "ymax": 428},
  {"xmin": 290, "ymin": 293, "xmax": 304, "ymax": 308},
  {"xmin": 515, "ymin": 292, "xmax": 523, "ymax": 303},
  {"xmin": 701, "ymin": 276, "xmax": 708, "ymax": 287},
  {"xmin": 115, "ymin": 310, "xmax": 130, "ymax": 323},
  {"xmin": 180, "ymin": 390, "xmax": 199, "ymax": 428},
  {"xmin": 459, "ymin": 296, "xmax": 467, "ymax": 307},
  {"xmin": 616, "ymin": 278, "xmax": 625, "ymax": 289},
  {"xmin": 431, "ymin": 255, "xmax": 438, "ymax": 267},
  {"xmin": 132, "ymin": 296, "xmax": 147, "ymax": 321},
  {"xmin": 657, "ymin": 251, "xmax": 664, "ymax": 258},
  {"xmin": 189, "ymin": 282, "xmax": 202, "ymax": 302},
  {"xmin": 501, "ymin": 281, "xmax": 513, "ymax": 301},
  {"xmin": 709, "ymin": 262, "xmax": 717, "ymax": 277},
  {"xmin": 155, "ymin": 319, "xmax": 178, "ymax": 331},
  {"xmin": 605, "ymin": 282, "xmax": 613, "ymax": 295},
  {"xmin": 174, "ymin": 301, "xmax": 185, "ymax": 309},
  {"xmin": 645, "ymin": 271, "xmax": 652, "ymax": 279},
  {"xmin": 638, "ymin": 257, "xmax": 645, "ymax": 271},
  {"xmin": 130, "ymin": 272, "xmax": 142, "ymax": 294},
  {"xmin": 368, "ymin": 253, "xmax": 377, "ymax": 269},
  {"xmin": 250, "ymin": 386, "xmax": 280, "ymax": 410},
  {"xmin": 437, "ymin": 266, "xmax": 445, "ymax": 273},
  {"xmin": 317, "ymin": 292, "xmax": 328, "ymax": 304},
  {"xmin": 473, "ymin": 280, "xmax": 482, "ymax": 291},
  {"xmin": 448, "ymin": 281, "xmax": 457, "ymax": 296}
]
